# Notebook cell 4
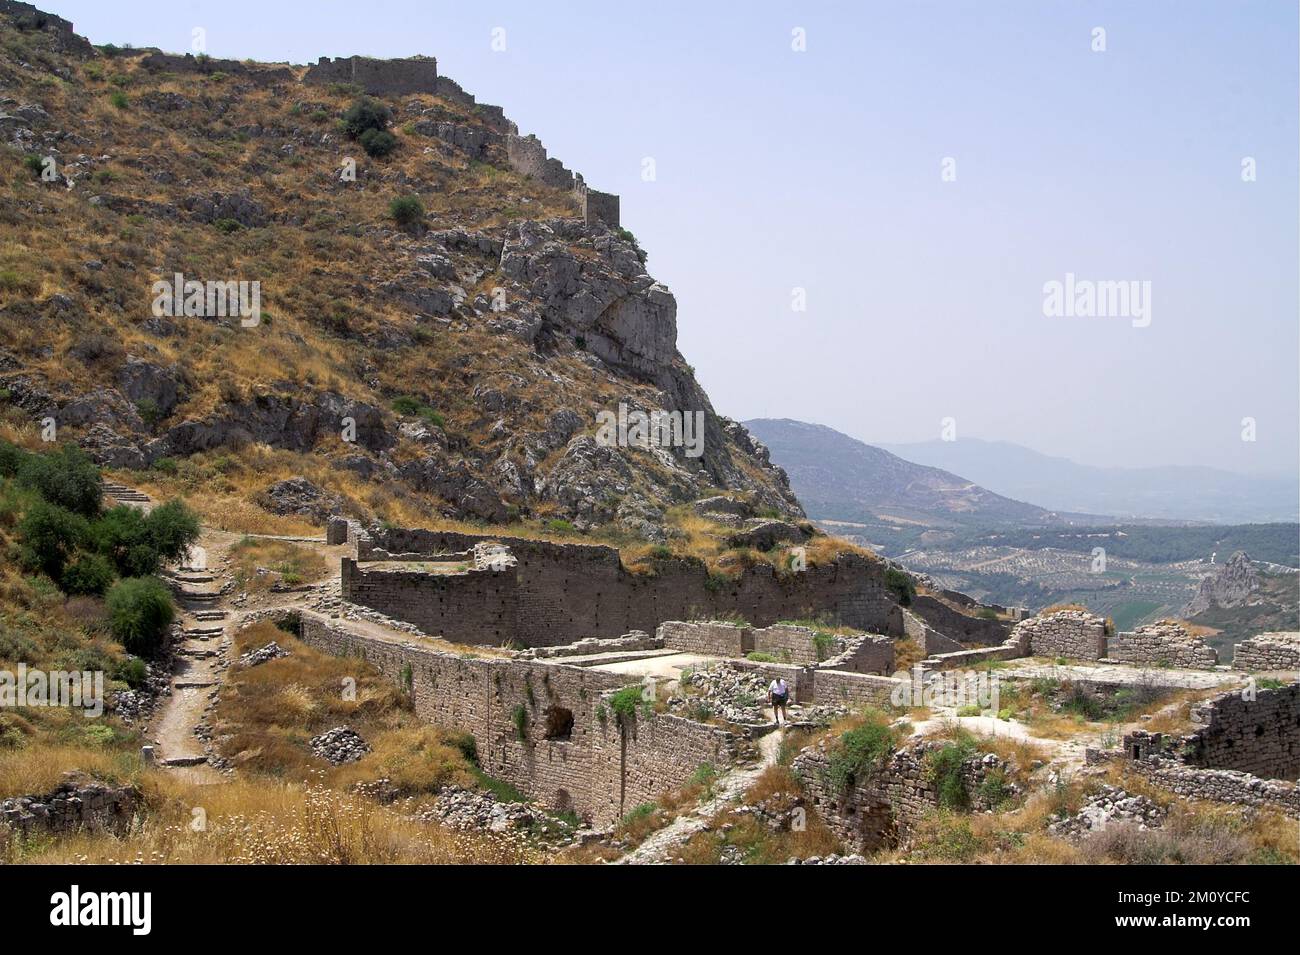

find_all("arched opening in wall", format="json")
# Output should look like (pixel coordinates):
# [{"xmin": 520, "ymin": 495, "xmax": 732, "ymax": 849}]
[{"xmin": 544, "ymin": 705, "xmax": 574, "ymax": 741}]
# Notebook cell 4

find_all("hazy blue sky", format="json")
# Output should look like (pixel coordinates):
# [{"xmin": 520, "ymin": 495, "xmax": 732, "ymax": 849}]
[{"xmin": 52, "ymin": 0, "xmax": 1299, "ymax": 475}]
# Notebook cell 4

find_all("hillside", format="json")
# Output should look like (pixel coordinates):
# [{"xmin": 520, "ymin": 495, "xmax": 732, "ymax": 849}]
[
  {"xmin": 879, "ymin": 437, "xmax": 1300, "ymax": 524},
  {"xmin": 743, "ymin": 418, "xmax": 1052, "ymax": 528},
  {"xmin": 0, "ymin": 5, "xmax": 800, "ymax": 545}
]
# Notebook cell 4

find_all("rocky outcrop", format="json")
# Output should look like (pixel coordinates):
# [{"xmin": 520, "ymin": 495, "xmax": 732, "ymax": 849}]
[{"xmin": 1184, "ymin": 551, "xmax": 1261, "ymax": 616}]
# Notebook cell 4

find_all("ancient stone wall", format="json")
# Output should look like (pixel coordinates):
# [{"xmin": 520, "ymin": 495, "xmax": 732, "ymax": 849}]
[
  {"xmin": 573, "ymin": 175, "xmax": 620, "ymax": 228},
  {"xmin": 0, "ymin": 1, "xmax": 93, "ymax": 55},
  {"xmin": 506, "ymin": 133, "xmax": 575, "ymax": 190},
  {"xmin": 793, "ymin": 739, "xmax": 1009, "ymax": 852},
  {"xmin": 1233, "ymin": 633, "xmax": 1300, "ymax": 671},
  {"xmin": 806, "ymin": 670, "xmax": 903, "ymax": 709},
  {"xmin": 660, "ymin": 620, "xmax": 748, "ymax": 656},
  {"xmin": 303, "ymin": 55, "xmax": 438, "ymax": 95},
  {"xmin": 1014, "ymin": 610, "xmax": 1108, "ymax": 660},
  {"xmin": 1109, "ymin": 622, "xmax": 1218, "ymax": 668},
  {"xmin": 1185, "ymin": 683, "xmax": 1300, "ymax": 779},
  {"xmin": 297, "ymin": 612, "xmax": 740, "ymax": 825},
  {"xmin": 138, "ymin": 52, "xmax": 293, "ymax": 85},
  {"xmin": 910, "ymin": 594, "xmax": 1010, "ymax": 645},
  {"xmin": 1, "ymin": 776, "xmax": 138, "ymax": 837},
  {"xmin": 341, "ymin": 558, "xmax": 518, "ymax": 646},
  {"xmin": 347, "ymin": 526, "xmax": 901, "ymax": 647}
]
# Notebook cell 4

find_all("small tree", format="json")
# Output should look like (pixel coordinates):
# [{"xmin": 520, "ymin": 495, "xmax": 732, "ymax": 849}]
[
  {"xmin": 17, "ymin": 444, "xmax": 102, "ymax": 517},
  {"xmin": 18, "ymin": 501, "xmax": 88, "ymax": 580},
  {"xmin": 106, "ymin": 577, "xmax": 175, "ymax": 657},
  {"xmin": 359, "ymin": 127, "xmax": 397, "ymax": 157},
  {"xmin": 340, "ymin": 96, "xmax": 391, "ymax": 138},
  {"xmin": 61, "ymin": 553, "xmax": 116, "ymax": 596},
  {"xmin": 388, "ymin": 195, "xmax": 424, "ymax": 226}
]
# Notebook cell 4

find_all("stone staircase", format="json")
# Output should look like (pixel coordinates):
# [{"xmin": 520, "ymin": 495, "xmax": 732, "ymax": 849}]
[{"xmin": 101, "ymin": 481, "xmax": 151, "ymax": 508}]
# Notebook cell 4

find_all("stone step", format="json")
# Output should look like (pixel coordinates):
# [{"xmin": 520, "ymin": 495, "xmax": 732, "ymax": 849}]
[
  {"xmin": 160, "ymin": 755, "xmax": 209, "ymax": 767},
  {"xmin": 177, "ymin": 591, "xmax": 218, "ymax": 603},
  {"xmin": 173, "ymin": 679, "xmax": 217, "ymax": 690},
  {"xmin": 175, "ymin": 573, "xmax": 215, "ymax": 584},
  {"xmin": 178, "ymin": 647, "xmax": 219, "ymax": 659},
  {"xmin": 183, "ymin": 626, "xmax": 224, "ymax": 637},
  {"xmin": 193, "ymin": 610, "xmax": 228, "ymax": 621}
]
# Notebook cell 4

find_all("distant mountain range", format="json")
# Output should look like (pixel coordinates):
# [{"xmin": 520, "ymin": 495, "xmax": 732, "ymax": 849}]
[
  {"xmin": 743, "ymin": 419, "xmax": 1053, "ymax": 527},
  {"xmin": 876, "ymin": 438, "xmax": 1299, "ymax": 524}
]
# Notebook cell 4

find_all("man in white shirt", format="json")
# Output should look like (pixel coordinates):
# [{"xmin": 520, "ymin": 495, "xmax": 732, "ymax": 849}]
[{"xmin": 768, "ymin": 677, "xmax": 790, "ymax": 726}]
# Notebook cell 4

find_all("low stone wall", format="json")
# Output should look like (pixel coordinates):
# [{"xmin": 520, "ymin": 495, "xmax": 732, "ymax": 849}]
[
  {"xmin": 342, "ymin": 558, "xmax": 518, "ymax": 646},
  {"xmin": 1233, "ymin": 633, "xmax": 1300, "ymax": 671},
  {"xmin": 1089, "ymin": 743, "xmax": 1300, "ymax": 817},
  {"xmin": 1015, "ymin": 610, "xmax": 1107, "ymax": 660},
  {"xmin": 659, "ymin": 620, "xmax": 748, "ymax": 657},
  {"xmin": 793, "ymin": 739, "xmax": 1010, "ymax": 852},
  {"xmin": 519, "ymin": 631, "xmax": 659, "ymax": 659},
  {"xmin": 1109, "ymin": 622, "xmax": 1218, "ymax": 668},
  {"xmin": 139, "ymin": 52, "xmax": 293, "ymax": 85},
  {"xmin": 807, "ymin": 670, "xmax": 904, "ymax": 709},
  {"xmin": 2, "ymin": 776, "xmax": 139, "ymax": 837},
  {"xmin": 297, "ymin": 612, "xmax": 739, "ymax": 825},
  {"xmin": 1186, "ymin": 683, "xmax": 1300, "ymax": 779},
  {"xmin": 727, "ymin": 659, "xmax": 814, "ymax": 704}
]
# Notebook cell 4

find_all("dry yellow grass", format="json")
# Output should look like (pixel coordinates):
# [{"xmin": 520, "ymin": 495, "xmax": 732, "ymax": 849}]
[
  {"xmin": 228, "ymin": 536, "xmax": 329, "ymax": 590},
  {"xmin": 4, "ymin": 774, "xmax": 542, "ymax": 864}
]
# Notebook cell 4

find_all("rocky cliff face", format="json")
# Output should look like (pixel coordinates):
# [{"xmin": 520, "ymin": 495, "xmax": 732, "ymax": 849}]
[
  {"xmin": 0, "ymin": 6, "xmax": 801, "ymax": 539},
  {"xmin": 1184, "ymin": 551, "xmax": 1261, "ymax": 616}
]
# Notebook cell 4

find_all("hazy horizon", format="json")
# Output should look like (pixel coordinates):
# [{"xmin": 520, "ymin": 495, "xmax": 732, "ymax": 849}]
[{"xmin": 49, "ymin": 0, "xmax": 1300, "ymax": 475}]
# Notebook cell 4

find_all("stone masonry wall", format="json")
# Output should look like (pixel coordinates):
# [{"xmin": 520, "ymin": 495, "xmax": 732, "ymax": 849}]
[
  {"xmin": 139, "ymin": 52, "xmax": 293, "ymax": 85},
  {"xmin": 1014, "ymin": 610, "xmax": 1108, "ymax": 660},
  {"xmin": 909, "ymin": 594, "xmax": 1011, "ymax": 645},
  {"xmin": 349, "ymin": 526, "xmax": 901, "ymax": 647},
  {"xmin": 659, "ymin": 620, "xmax": 748, "ymax": 656},
  {"xmin": 2, "ymin": 776, "xmax": 139, "ymax": 837},
  {"xmin": 1185, "ymin": 683, "xmax": 1300, "ymax": 779},
  {"xmin": 1109, "ymin": 622, "xmax": 1218, "ymax": 668},
  {"xmin": 297, "ymin": 612, "xmax": 739, "ymax": 825},
  {"xmin": 303, "ymin": 55, "xmax": 439, "ymax": 95},
  {"xmin": 341, "ymin": 558, "xmax": 518, "ymax": 646},
  {"xmin": 793, "ymin": 739, "xmax": 1009, "ymax": 852},
  {"xmin": 1233, "ymin": 633, "xmax": 1300, "ymax": 671}
]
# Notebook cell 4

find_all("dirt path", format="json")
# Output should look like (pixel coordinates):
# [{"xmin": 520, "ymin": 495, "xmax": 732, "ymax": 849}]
[
  {"xmin": 615, "ymin": 730, "xmax": 784, "ymax": 865},
  {"xmin": 147, "ymin": 542, "xmax": 229, "ymax": 784}
]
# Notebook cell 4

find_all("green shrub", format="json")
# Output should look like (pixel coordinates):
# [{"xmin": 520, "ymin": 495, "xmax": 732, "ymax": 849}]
[
  {"xmin": 926, "ymin": 734, "xmax": 978, "ymax": 810},
  {"xmin": 359, "ymin": 127, "xmax": 397, "ymax": 157},
  {"xmin": 0, "ymin": 440, "xmax": 28, "ymax": 477},
  {"xmin": 213, "ymin": 217, "xmax": 241, "ymax": 234},
  {"xmin": 884, "ymin": 567, "xmax": 915, "ymax": 607},
  {"xmin": 61, "ymin": 553, "xmax": 116, "ymax": 596},
  {"xmin": 17, "ymin": 444, "xmax": 102, "ymax": 517},
  {"xmin": 23, "ymin": 153, "xmax": 45, "ymax": 178},
  {"xmin": 340, "ymin": 96, "xmax": 391, "ymax": 138},
  {"xmin": 108, "ymin": 90, "xmax": 128, "ymax": 109},
  {"xmin": 18, "ymin": 500, "xmax": 88, "ymax": 579},
  {"xmin": 88, "ymin": 500, "xmax": 199, "ymax": 578},
  {"xmin": 111, "ymin": 656, "xmax": 148, "ymax": 689},
  {"xmin": 746, "ymin": 651, "xmax": 777, "ymax": 663},
  {"xmin": 105, "ymin": 577, "xmax": 174, "ymax": 657},
  {"xmin": 826, "ymin": 713, "xmax": 897, "ymax": 791},
  {"xmin": 608, "ymin": 685, "xmax": 643, "ymax": 725},
  {"xmin": 388, "ymin": 195, "xmax": 424, "ymax": 226},
  {"xmin": 510, "ymin": 704, "xmax": 528, "ymax": 742}
]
